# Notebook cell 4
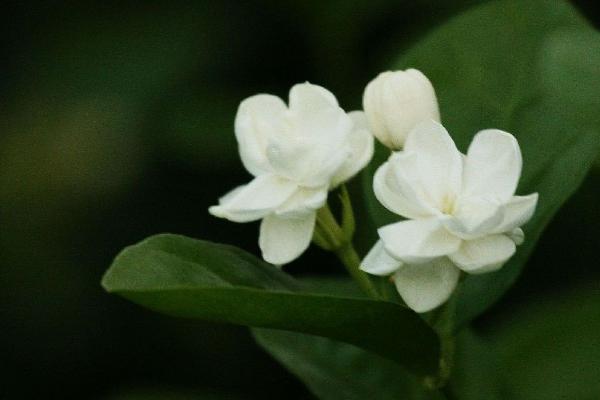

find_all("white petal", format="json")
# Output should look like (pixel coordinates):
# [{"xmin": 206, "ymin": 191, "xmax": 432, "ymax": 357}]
[
  {"xmin": 235, "ymin": 94, "xmax": 286, "ymax": 176},
  {"xmin": 463, "ymin": 129, "xmax": 522, "ymax": 202},
  {"xmin": 360, "ymin": 240, "xmax": 403, "ymax": 276},
  {"xmin": 403, "ymin": 120, "xmax": 463, "ymax": 207},
  {"xmin": 443, "ymin": 196, "xmax": 504, "ymax": 239},
  {"xmin": 266, "ymin": 134, "xmax": 349, "ymax": 188},
  {"xmin": 208, "ymin": 174, "xmax": 297, "ymax": 222},
  {"xmin": 331, "ymin": 111, "xmax": 374, "ymax": 187},
  {"xmin": 382, "ymin": 70, "xmax": 440, "ymax": 149},
  {"xmin": 388, "ymin": 150, "xmax": 441, "ymax": 214},
  {"xmin": 259, "ymin": 212, "xmax": 316, "ymax": 265},
  {"xmin": 275, "ymin": 186, "xmax": 328, "ymax": 218},
  {"xmin": 268, "ymin": 84, "xmax": 352, "ymax": 188},
  {"xmin": 508, "ymin": 228, "xmax": 524, "ymax": 245},
  {"xmin": 216, "ymin": 185, "xmax": 245, "ymax": 205},
  {"xmin": 289, "ymin": 82, "xmax": 338, "ymax": 114},
  {"xmin": 363, "ymin": 69, "xmax": 440, "ymax": 150},
  {"xmin": 493, "ymin": 193, "xmax": 538, "ymax": 233},
  {"xmin": 363, "ymin": 74, "xmax": 394, "ymax": 148},
  {"xmin": 392, "ymin": 258, "xmax": 460, "ymax": 313},
  {"xmin": 449, "ymin": 234, "xmax": 516, "ymax": 274},
  {"xmin": 372, "ymin": 159, "xmax": 433, "ymax": 219},
  {"xmin": 287, "ymin": 84, "xmax": 348, "ymax": 142},
  {"xmin": 378, "ymin": 218, "xmax": 461, "ymax": 264},
  {"xmin": 348, "ymin": 109, "xmax": 369, "ymax": 130}
]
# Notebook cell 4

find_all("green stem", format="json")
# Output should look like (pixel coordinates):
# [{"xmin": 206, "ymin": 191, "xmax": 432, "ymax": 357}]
[
  {"xmin": 315, "ymin": 205, "xmax": 342, "ymax": 249},
  {"xmin": 436, "ymin": 287, "xmax": 459, "ymax": 387},
  {"xmin": 334, "ymin": 242, "xmax": 380, "ymax": 299},
  {"xmin": 438, "ymin": 333, "xmax": 456, "ymax": 387},
  {"xmin": 423, "ymin": 295, "xmax": 458, "ymax": 391},
  {"xmin": 313, "ymin": 192, "xmax": 379, "ymax": 299}
]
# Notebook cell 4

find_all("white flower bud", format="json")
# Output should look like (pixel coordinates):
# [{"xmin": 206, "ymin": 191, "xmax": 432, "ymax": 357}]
[{"xmin": 363, "ymin": 69, "xmax": 440, "ymax": 150}]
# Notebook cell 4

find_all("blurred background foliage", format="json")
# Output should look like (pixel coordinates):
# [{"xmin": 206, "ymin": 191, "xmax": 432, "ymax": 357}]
[{"xmin": 0, "ymin": 0, "xmax": 599, "ymax": 398}]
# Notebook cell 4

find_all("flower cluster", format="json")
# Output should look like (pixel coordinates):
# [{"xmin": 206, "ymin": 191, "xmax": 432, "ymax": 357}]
[{"xmin": 210, "ymin": 70, "xmax": 537, "ymax": 312}]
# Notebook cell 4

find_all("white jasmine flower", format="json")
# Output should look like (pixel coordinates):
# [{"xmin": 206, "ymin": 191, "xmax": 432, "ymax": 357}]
[
  {"xmin": 361, "ymin": 120, "xmax": 538, "ymax": 312},
  {"xmin": 209, "ymin": 83, "xmax": 374, "ymax": 265},
  {"xmin": 363, "ymin": 69, "xmax": 440, "ymax": 150}
]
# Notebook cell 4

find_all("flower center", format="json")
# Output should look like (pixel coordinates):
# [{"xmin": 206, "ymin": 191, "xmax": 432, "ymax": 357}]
[{"xmin": 439, "ymin": 193, "xmax": 457, "ymax": 215}]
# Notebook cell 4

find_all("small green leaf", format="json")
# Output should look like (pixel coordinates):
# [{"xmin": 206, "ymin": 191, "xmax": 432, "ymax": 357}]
[
  {"xmin": 102, "ymin": 234, "xmax": 439, "ymax": 376},
  {"xmin": 362, "ymin": 0, "xmax": 600, "ymax": 327}
]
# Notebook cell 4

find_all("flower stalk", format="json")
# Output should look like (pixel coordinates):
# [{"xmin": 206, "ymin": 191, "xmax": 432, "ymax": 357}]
[
  {"xmin": 423, "ymin": 292, "xmax": 459, "ymax": 393},
  {"xmin": 314, "ymin": 186, "xmax": 379, "ymax": 299},
  {"xmin": 335, "ymin": 242, "xmax": 379, "ymax": 299}
]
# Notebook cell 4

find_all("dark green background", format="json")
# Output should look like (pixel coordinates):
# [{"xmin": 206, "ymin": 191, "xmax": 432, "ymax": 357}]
[{"xmin": 1, "ymin": 1, "xmax": 599, "ymax": 398}]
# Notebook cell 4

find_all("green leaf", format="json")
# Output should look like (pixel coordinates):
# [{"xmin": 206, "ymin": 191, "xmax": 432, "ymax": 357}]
[
  {"xmin": 449, "ymin": 285, "xmax": 600, "ymax": 400},
  {"xmin": 253, "ymin": 276, "xmax": 441, "ymax": 400},
  {"xmin": 490, "ymin": 285, "xmax": 600, "ymax": 399},
  {"xmin": 253, "ymin": 329, "xmax": 442, "ymax": 400},
  {"xmin": 447, "ymin": 329, "xmax": 504, "ymax": 400},
  {"xmin": 362, "ymin": 0, "xmax": 600, "ymax": 327},
  {"xmin": 102, "ymin": 234, "xmax": 439, "ymax": 376},
  {"xmin": 105, "ymin": 386, "xmax": 245, "ymax": 400},
  {"xmin": 253, "ymin": 281, "xmax": 600, "ymax": 399}
]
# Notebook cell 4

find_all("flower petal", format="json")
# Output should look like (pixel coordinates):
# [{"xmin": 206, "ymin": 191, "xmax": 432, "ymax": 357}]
[
  {"xmin": 287, "ymin": 83, "xmax": 348, "ymax": 143},
  {"xmin": 372, "ymin": 159, "xmax": 434, "ymax": 219},
  {"xmin": 392, "ymin": 258, "xmax": 460, "ymax": 313},
  {"xmin": 209, "ymin": 174, "xmax": 298, "ymax": 222},
  {"xmin": 493, "ymin": 193, "xmax": 538, "ymax": 233},
  {"xmin": 275, "ymin": 186, "xmax": 328, "ymax": 218},
  {"xmin": 235, "ymin": 94, "xmax": 286, "ymax": 176},
  {"xmin": 443, "ymin": 196, "xmax": 504, "ymax": 239},
  {"xmin": 331, "ymin": 111, "xmax": 374, "ymax": 187},
  {"xmin": 360, "ymin": 240, "xmax": 403, "ymax": 276},
  {"xmin": 363, "ymin": 74, "xmax": 393, "ymax": 148},
  {"xmin": 266, "ymin": 135, "xmax": 349, "ymax": 188},
  {"xmin": 507, "ymin": 228, "xmax": 524, "ymax": 245},
  {"xmin": 348, "ymin": 109, "xmax": 369, "ymax": 130},
  {"xmin": 449, "ymin": 234, "xmax": 516, "ymax": 274},
  {"xmin": 378, "ymin": 218, "xmax": 461, "ymax": 264},
  {"xmin": 268, "ymin": 83, "xmax": 352, "ymax": 188},
  {"xmin": 463, "ymin": 129, "xmax": 522, "ymax": 202},
  {"xmin": 259, "ymin": 212, "xmax": 316, "ymax": 265},
  {"xmin": 402, "ymin": 120, "xmax": 463, "ymax": 208},
  {"xmin": 363, "ymin": 69, "xmax": 440, "ymax": 150},
  {"xmin": 289, "ymin": 82, "xmax": 338, "ymax": 114}
]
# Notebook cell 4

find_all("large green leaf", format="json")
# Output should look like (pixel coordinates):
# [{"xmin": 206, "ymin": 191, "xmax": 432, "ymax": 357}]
[
  {"xmin": 252, "ymin": 276, "xmax": 442, "ymax": 399},
  {"xmin": 489, "ymin": 285, "xmax": 600, "ymax": 399},
  {"xmin": 362, "ymin": 0, "xmax": 600, "ymax": 327},
  {"xmin": 448, "ymin": 284, "xmax": 600, "ymax": 400},
  {"xmin": 254, "ymin": 281, "xmax": 600, "ymax": 399},
  {"xmin": 102, "ymin": 234, "xmax": 439, "ymax": 376},
  {"xmin": 105, "ymin": 386, "xmax": 245, "ymax": 400},
  {"xmin": 253, "ymin": 329, "xmax": 441, "ymax": 400}
]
